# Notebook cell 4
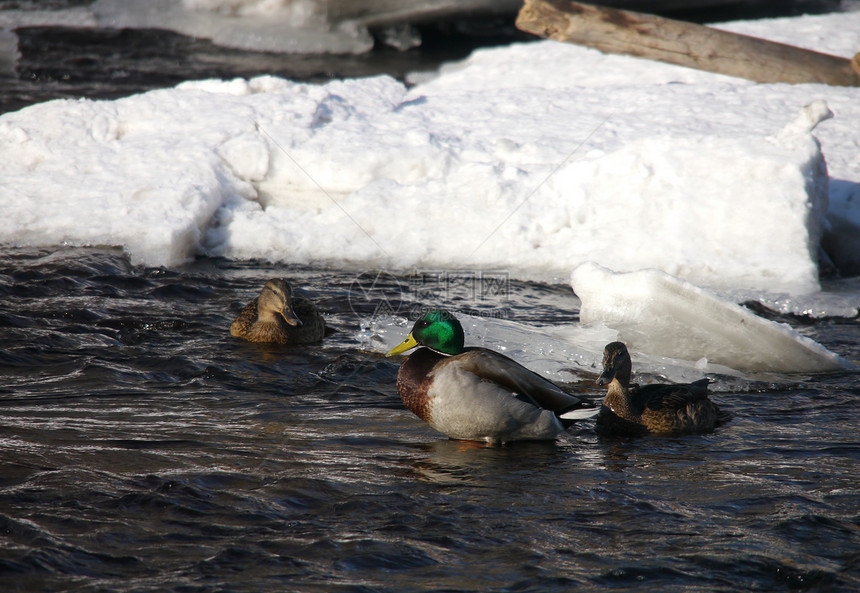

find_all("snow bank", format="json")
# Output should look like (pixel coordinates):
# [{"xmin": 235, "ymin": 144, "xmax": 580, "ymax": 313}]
[
  {"xmin": 2, "ymin": 12, "xmax": 860, "ymax": 298},
  {"xmin": 571, "ymin": 263, "xmax": 849, "ymax": 373}
]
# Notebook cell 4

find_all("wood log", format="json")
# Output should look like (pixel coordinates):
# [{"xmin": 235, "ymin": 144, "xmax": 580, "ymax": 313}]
[{"xmin": 516, "ymin": 0, "xmax": 860, "ymax": 87}]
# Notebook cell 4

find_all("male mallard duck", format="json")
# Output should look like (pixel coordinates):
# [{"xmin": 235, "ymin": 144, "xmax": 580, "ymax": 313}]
[
  {"xmin": 230, "ymin": 278, "xmax": 325, "ymax": 344},
  {"xmin": 385, "ymin": 309, "xmax": 598, "ymax": 445},
  {"xmin": 596, "ymin": 341, "xmax": 729, "ymax": 436}
]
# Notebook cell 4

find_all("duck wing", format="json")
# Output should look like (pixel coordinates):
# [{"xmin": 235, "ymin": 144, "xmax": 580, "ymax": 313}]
[
  {"xmin": 634, "ymin": 378, "xmax": 711, "ymax": 413},
  {"xmin": 454, "ymin": 348, "xmax": 596, "ymax": 417},
  {"xmin": 291, "ymin": 296, "xmax": 326, "ymax": 342},
  {"xmin": 230, "ymin": 298, "xmax": 259, "ymax": 337}
]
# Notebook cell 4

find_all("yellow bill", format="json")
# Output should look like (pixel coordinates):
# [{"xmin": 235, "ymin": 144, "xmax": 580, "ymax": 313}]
[
  {"xmin": 386, "ymin": 333, "xmax": 419, "ymax": 357},
  {"xmin": 280, "ymin": 305, "xmax": 302, "ymax": 327}
]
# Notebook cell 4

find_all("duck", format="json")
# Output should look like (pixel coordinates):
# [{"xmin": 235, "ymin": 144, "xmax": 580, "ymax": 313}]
[
  {"xmin": 596, "ymin": 341, "xmax": 729, "ymax": 436},
  {"xmin": 385, "ymin": 309, "xmax": 598, "ymax": 445},
  {"xmin": 230, "ymin": 278, "xmax": 325, "ymax": 345}
]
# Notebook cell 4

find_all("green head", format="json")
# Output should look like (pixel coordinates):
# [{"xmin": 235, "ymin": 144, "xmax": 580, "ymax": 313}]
[{"xmin": 386, "ymin": 309, "xmax": 465, "ymax": 356}]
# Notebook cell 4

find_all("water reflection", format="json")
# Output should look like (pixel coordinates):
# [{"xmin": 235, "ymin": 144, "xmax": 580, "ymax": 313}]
[{"xmin": 410, "ymin": 438, "xmax": 568, "ymax": 486}]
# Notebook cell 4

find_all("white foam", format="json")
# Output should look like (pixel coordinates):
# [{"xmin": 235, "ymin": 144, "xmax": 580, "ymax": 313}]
[{"xmin": 362, "ymin": 312, "xmax": 770, "ymax": 388}]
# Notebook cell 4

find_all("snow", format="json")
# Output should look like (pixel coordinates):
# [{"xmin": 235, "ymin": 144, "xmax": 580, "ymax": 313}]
[
  {"xmin": 0, "ymin": 1, "xmax": 372, "ymax": 56},
  {"xmin": 90, "ymin": 0, "xmax": 374, "ymax": 54},
  {"xmin": 571, "ymin": 262, "xmax": 848, "ymax": 374},
  {"xmin": 2, "ymin": 7, "xmax": 860, "ymax": 376}
]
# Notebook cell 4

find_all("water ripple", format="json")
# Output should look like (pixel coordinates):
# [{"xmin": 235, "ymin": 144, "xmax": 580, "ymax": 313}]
[{"xmin": 1, "ymin": 247, "xmax": 858, "ymax": 592}]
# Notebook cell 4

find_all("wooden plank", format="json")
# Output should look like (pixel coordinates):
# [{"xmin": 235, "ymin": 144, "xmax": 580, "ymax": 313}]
[{"xmin": 516, "ymin": 0, "xmax": 860, "ymax": 86}]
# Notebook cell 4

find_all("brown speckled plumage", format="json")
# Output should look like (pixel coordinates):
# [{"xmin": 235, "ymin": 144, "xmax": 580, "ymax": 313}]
[
  {"xmin": 230, "ymin": 279, "xmax": 325, "ymax": 345},
  {"xmin": 395, "ymin": 347, "xmax": 441, "ymax": 423},
  {"xmin": 596, "ymin": 341, "xmax": 730, "ymax": 436}
]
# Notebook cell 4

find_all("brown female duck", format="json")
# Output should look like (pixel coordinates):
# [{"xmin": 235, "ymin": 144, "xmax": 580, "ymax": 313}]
[
  {"xmin": 596, "ymin": 341, "xmax": 729, "ymax": 436},
  {"xmin": 230, "ymin": 278, "xmax": 325, "ymax": 345}
]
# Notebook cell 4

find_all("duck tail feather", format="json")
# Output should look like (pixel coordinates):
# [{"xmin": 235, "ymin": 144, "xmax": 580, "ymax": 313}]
[{"xmin": 558, "ymin": 401, "xmax": 600, "ymax": 422}]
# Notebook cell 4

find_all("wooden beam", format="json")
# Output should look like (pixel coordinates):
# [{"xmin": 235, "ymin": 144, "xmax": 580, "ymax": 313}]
[{"xmin": 516, "ymin": 0, "xmax": 860, "ymax": 86}]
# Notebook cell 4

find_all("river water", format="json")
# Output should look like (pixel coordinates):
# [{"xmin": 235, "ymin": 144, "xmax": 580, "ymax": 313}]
[
  {"xmin": 1, "ymin": 247, "xmax": 858, "ymax": 592},
  {"xmin": 2, "ymin": 3, "xmax": 860, "ymax": 591}
]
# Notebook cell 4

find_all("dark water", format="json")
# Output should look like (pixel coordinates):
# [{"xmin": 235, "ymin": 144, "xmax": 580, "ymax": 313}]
[
  {"xmin": 1, "ymin": 246, "xmax": 859, "ymax": 592},
  {"xmin": 2, "ymin": 2, "xmax": 860, "ymax": 590}
]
